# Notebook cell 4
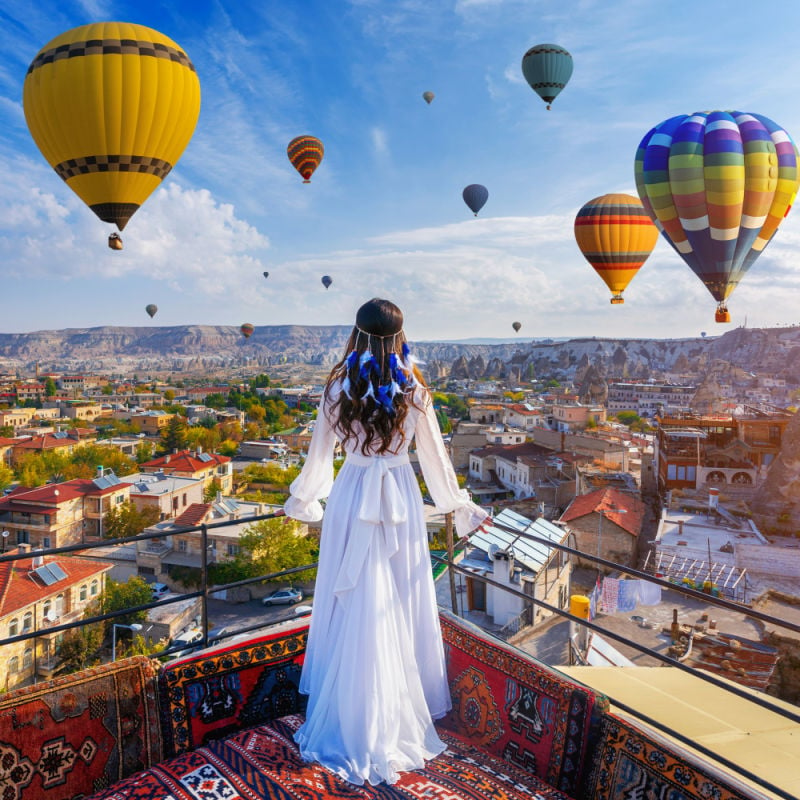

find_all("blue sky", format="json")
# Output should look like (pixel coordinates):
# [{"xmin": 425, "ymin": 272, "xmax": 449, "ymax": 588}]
[{"xmin": 2, "ymin": 0, "xmax": 800, "ymax": 340}]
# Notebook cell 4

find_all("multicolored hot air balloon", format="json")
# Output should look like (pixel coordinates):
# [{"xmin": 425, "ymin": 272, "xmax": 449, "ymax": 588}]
[
  {"xmin": 463, "ymin": 184, "xmax": 488, "ymax": 216},
  {"xmin": 321, "ymin": 275, "xmax": 332, "ymax": 289},
  {"xmin": 422, "ymin": 91, "xmax": 434, "ymax": 104},
  {"xmin": 145, "ymin": 304, "xmax": 158, "ymax": 318},
  {"xmin": 521, "ymin": 44, "xmax": 573, "ymax": 110},
  {"xmin": 574, "ymin": 193, "xmax": 659, "ymax": 304},
  {"xmin": 635, "ymin": 111, "xmax": 800, "ymax": 322},
  {"xmin": 240, "ymin": 323, "xmax": 254, "ymax": 339},
  {"xmin": 23, "ymin": 23, "xmax": 201, "ymax": 239},
  {"xmin": 288, "ymin": 135, "xmax": 324, "ymax": 183},
  {"xmin": 512, "ymin": 321, "xmax": 522, "ymax": 333}
]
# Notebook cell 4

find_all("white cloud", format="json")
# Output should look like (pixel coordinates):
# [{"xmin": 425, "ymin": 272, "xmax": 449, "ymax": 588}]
[{"xmin": 370, "ymin": 126, "xmax": 389, "ymax": 156}]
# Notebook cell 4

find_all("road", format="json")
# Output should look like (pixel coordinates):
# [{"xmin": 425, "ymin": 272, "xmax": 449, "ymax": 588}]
[{"xmin": 204, "ymin": 596, "xmax": 311, "ymax": 640}]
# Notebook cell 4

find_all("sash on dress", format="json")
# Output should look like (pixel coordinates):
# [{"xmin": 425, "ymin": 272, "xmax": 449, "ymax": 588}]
[{"xmin": 334, "ymin": 452, "xmax": 409, "ymax": 595}]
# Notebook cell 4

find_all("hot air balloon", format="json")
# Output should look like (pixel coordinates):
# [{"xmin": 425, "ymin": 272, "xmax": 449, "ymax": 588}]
[
  {"xmin": 108, "ymin": 233, "xmax": 123, "ymax": 251},
  {"xmin": 240, "ymin": 323, "xmax": 254, "ymax": 339},
  {"xmin": 701, "ymin": 331, "xmax": 707, "ymax": 338},
  {"xmin": 574, "ymin": 193, "xmax": 659, "ymax": 304},
  {"xmin": 463, "ymin": 184, "xmax": 488, "ymax": 216},
  {"xmin": 422, "ymin": 91, "xmax": 435, "ymax": 104},
  {"xmin": 288, "ymin": 135, "xmax": 324, "ymax": 183},
  {"xmin": 635, "ymin": 111, "xmax": 800, "ymax": 323},
  {"xmin": 23, "ymin": 23, "xmax": 201, "ymax": 239},
  {"xmin": 145, "ymin": 304, "xmax": 158, "ymax": 319},
  {"xmin": 321, "ymin": 275, "xmax": 332, "ymax": 289},
  {"xmin": 263, "ymin": 271, "xmax": 269, "ymax": 279},
  {"xmin": 521, "ymin": 44, "xmax": 573, "ymax": 110},
  {"xmin": 512, "ymin": 321, "xmax": 522, "ymax": 333}
]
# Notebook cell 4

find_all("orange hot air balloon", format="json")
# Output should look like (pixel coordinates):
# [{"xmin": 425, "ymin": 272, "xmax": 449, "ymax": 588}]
[
  {"xmin": 574, "ymin": 193, "xmax": 658, "ymax": 304},
  {"xmin": 287, "ymin": 135, "xmax": 324, "ymax": 183},
  {"xmin": 240, "ymin": 323, "xmax": 254, "ymax": 339}
]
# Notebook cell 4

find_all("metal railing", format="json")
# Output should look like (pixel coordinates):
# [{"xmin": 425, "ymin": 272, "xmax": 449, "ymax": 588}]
[{"xmin": 0, "ymin": 511, "xmax": 797, "ymax": 798}]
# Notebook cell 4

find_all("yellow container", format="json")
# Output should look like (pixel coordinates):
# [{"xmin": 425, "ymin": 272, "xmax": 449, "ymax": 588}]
[{"xmin": 570, "ymin": 595, "xmax": 591, "ymax": 620}]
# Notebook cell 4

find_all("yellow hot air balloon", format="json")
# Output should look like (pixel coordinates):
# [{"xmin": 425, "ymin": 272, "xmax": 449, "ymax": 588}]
[
  {"xmin": 574, "ymin": 193, "xmax": 658, "ymax": 304},
  {"xmin": 23, "ymin": 22, "xmax": 201, "ymax": 235}
]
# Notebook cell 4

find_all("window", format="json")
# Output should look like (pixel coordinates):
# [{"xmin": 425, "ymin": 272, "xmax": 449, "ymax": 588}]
[
  {"xmin": 43, "ymin": 600, "xmax": 52, "ymax": 620},
  {"xmin": 55, "ymin": 594, "xmax": 65, "ymax": 615},
  {"xmin": 79, "ymin": 584, "xmax": 87, "ymax": 602},
  {"xmin": 227, "ymin": 543, "xmax": 240, "ymax": 556},
  {"xmin": 178, "ymin": 539, "xmax": 187, "ymax": 553},
  {"xmin": 90, "ymin": 580, "xmax": 99, "ymax": 596},
  {"xmin": 172, "ymin": 498, "xmax": 179, "ymax": 511},
  {"xmin": 22, "ymin": 612, "xmax": 33, "ymax": 632},
  {"xmin": 9, "ymin": 618, "xmax": 18, "ymax": 637},
  {"xmin": 16, "ymin": 530, "xmax": 29, "ymax": 544},
  {"xmin": 182, "ymin": 493, "xmax": 187, "ymax": 507},
  {"xmin": 23, "ymin": 649, "xmax": 33, "ymax": 669},
  {"xmin": 42, "ymin": 537, "xmax": 51, "ymax": 549},
  {"xmin": 8, "ymin": 657, "xmax": 18, "ymax": 674}
]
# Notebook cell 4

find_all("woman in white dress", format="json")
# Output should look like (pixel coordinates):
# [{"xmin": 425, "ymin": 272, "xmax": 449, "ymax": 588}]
[{"xmin": 284, "ymin": 298, "xmax": 487, "ymax": 786}]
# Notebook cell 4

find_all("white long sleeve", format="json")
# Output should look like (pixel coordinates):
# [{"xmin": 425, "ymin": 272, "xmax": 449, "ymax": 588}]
[
  {"xmin": 284, "ymin": 393, "xmax": 337, "ymax": 522},
  {"xmin": 414, "ymin": 392, "xmax": 488, "ymax": 537}
]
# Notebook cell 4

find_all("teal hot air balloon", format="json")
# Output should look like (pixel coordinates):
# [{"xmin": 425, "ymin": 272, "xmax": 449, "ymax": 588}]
[
  {"xmin": 463, "ymin": 184, "xmax": 488, "ymax": 216},
  {"xmin": 521, "ymin": 44, "xmax": 573, "ymax": 109}
]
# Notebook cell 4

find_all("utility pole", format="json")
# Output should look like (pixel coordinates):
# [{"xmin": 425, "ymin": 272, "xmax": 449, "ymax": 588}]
[{"xmin": 445, "ymin": 511, "xmax": 458, "ymax": 614}]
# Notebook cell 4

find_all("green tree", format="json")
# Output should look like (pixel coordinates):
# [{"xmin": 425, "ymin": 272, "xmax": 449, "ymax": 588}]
[
  {"xmin": 204, "ymin": 477, "xmax": 222, "ymax": 502},
  {"xmin": 161, "ymin": 415, "xmax": 188, "ymax": 453},
  {"xmin": 435, "ymin": 408, "xmax": 452, "ymax": 434},
  {"xmin": 251, "ymin": 374, "xmax": 271, "ymax": 389},
  {"xmin": 44, "ymin": 376, "xmax": 57, "ymax": 397},
  {"xmin": 98, "ymin": 576, "xmax": 152, "ymax": 626},
  {"xmin": 102, "ymin": 501, "xmax": 160, "ymax": 540},
  {"xmin": 0, "ymin": 463, "xmax": 14, "ymax": 491},
  {"xmin": 0, "ymin": 424, "xmax": 13, "ymax": 437},
  {"xmin": 57, "ymin": 623, "xmax": 104, "ymax": 674},
  {"xmin": 615, "ymin": 410, "xmax": 641, "ymax": 427},
  {"xmin": 71, "ymin": 444, "xmax": 138, "ymax": 476},
  {"xmin": 163, "ymin": 389, "xmax": 175, "ymax": 403},
  {"xmin": 101, "ymin": 384, "xmax": 114, "ymax": 395},
  {"xmin": 217, "ymin": 439, "xmax": 239, "ymax": 457},
  {"xmin": 243, "ymin": 461, "xmax": 300, "ymax": 488},
  {"xmin": 204, "ymin": 393, "xmax": 228, "ymax": 410},
  {"xmin": 136, "ymin": 440, "xmax": 154, "ymax": 463}
]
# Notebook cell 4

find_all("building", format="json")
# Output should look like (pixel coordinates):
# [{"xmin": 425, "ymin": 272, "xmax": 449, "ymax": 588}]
[
  {"xmin": 550, "ymin": 402, "xmax": 606, "ymax": 432},
  {"xmin": 459, "ymin": 509, "xmax": 573, "ymax": 633},
  {"xmin": 531, "ymin": 428, "xmax": 630, "ymax": 471},
  {"xmin": 0, "ymin": 544, "xmax": 113, "ymax": 689},
  {"xmin": 130, "ymin": 410, "xmax": 176, "ymax": 436},
  {"xmin": 559, "ymin": 487, "xmax": 645, "ymax": 568},
  {"xmin": 238, "ymin": 440, "xmax": 289, "ymax": 460},
  {"xmin": 11, "ymin": 429, "xmax": 95, "ymax": 466},
  {"xmin": 607, "ymin": 382, "xmax": 696, "ymax": 416},
  {"xmin": 126, "ymin": 471, "xmax": 205, "ymax": 520},
  {"xmin": 0, "ymin": 472, "xmax": 131, "ymax": 548},
  {"xmin": 139, "ymin": 449, "xmax": 233, "ymax": 493}
]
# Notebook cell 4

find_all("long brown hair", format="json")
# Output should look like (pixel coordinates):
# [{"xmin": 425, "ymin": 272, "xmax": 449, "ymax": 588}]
[{"xmin": 325, "ymin": 298, "xmax": 426, "ymax": 455}]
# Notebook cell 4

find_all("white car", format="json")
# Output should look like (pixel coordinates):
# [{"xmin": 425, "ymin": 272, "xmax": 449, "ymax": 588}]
[
  {"xmin": 262, "ymin": 588, "xmax": 303, "ymax": 606},
  {"xmin": 150, "ymin": 582, "xmax": 169, "ymax": 600}
]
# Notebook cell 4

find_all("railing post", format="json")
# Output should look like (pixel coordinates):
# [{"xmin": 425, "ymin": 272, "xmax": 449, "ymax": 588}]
[
  {"xmin": 200, "ymin": 523, "xmax": 209, "ymax": 648},
  {"xmin": 445, "ymin": 511, "xmax": 458, "ymax": 615}
]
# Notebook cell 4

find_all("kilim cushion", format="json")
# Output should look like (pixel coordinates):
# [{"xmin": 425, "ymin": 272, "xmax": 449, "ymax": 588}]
[
  {"xmin": 159, "ymin": 623, "xmax": 308, "ymax": 757},
  {"xmin": 438, "ymin": 609, "xmax": 602, "ymax": 798},
  {"xmin": 0, "ymin": 655, "xmax": 162, "ymax": 800},
  {"xmin": 85, "ymin": 714, "xmax": 574, "ymax": 800},
  {"xmin": 584, "ymin": 713, "xmax": 769, "ymax": 800}
]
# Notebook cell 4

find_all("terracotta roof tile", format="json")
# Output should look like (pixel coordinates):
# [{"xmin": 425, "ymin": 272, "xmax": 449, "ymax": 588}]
[
  {"xmin": 559, "ymin": 487, "xmax": 645, "ymax": 538},
  {"xmin": 173, "ymin": 503, "xmax": 213, "ymax": 528}
]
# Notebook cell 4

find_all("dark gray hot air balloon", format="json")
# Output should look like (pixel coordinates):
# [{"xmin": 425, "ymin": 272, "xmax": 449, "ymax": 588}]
[
  {"xmin": 512, "ymin": 321, "xmax": 521, "ymax": 333},
  {"xmin": 321, "ymin": 275, "xmax": 332, "ymax": 289},
  {"xmin": 462, "ymin": 184, "xmax": 488, "ymax": 216},
  {"xmin": 263, "ymin": 271, "xmax": 269, "ymax": 279},
  {"xmin": 145, "ymin": 304, "xmax": 157, "ymax": 318},
  {"xmin": 422, "ymin": 91, "xmax": 434, "ymax": 104}
]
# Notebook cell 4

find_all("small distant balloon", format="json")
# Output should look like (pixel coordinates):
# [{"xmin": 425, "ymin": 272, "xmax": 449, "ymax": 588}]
[
  {"xmin": 145, "ymin": 304, "xmax": 157, "ymax": 318},
  {"xmin": 287, "ymin": 135, "xmax": 324, "ymax": 183},
  {"xmin": 108, "ymin": 233, "xmax": 123, "ymax": 251},
  {"xmin": 512, "ymin": 321, "xmax": 521, "ymax": 333},
  {"xmin": 521, "ymin": 43, "xmax": 573, "ymax": 109},
  {"xmin": 321, "ymin": 275, "xmax": 333, "ymax": 289},
  {"xmin": 240, "ymin": 323, "xmax": 254, "ymax": 339},
  {"xmin": 463, "ymin": 184, "xmax": 489, "ymax": 216},
  {"xmin": 701, "ymin": 331, "xmax": 707, "ymax": 338},
  {"xmin": 422, "ymin": 91, "xmax": 434, "ymax": 104},
  {"xmin": 263, "ymin": 271, "xmax": 269, "ymax": 279}
]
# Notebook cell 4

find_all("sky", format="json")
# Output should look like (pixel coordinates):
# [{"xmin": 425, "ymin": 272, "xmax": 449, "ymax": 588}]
[{"xmin": 2, "ymin": 0, "xmax": 800, "ymax": 341}]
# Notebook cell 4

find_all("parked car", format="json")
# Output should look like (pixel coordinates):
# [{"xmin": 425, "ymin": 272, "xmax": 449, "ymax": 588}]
[
  {"xmin": 150, "ymin": 582, "xmax": 169, "ymax": 600},
  {"xmin": 262, "ymin": 588, "xmax": 303, "ymax": 606},
  {"xmin": 293, "ymin": 605, "xmax": 313, "ymax": 617},
  {"xmin": 170, "ymin": 627, "xmax": 204, "ymax": 659}
]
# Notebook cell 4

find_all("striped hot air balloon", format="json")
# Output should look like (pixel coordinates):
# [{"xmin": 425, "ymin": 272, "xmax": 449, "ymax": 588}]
[
  {"xmin": 287, "ymin": 135, "xmax": 324, "ymax": 183},
  {"xmin": 521, "ymin": 44, "xmax": 573, "ymax": 110},
  {"xmin": 574, "ymin": 193, "xmax": 659, "ymax": 304},
  {"xmin": 240, "ymin": 323, "xmax": 254, "ymax": 339},
  {"xmin": 23, "ymin": 23, "xmax": 201, "ymax": 234},
  {"xmin": 635, "ymin": 111, "xmax": 800, "ymax": 322}
]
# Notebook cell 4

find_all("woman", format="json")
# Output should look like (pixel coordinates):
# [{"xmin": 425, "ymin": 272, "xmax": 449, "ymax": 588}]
[{"xmin": 284, "ymin": 298, "xmax": 487, "ymax": 785}]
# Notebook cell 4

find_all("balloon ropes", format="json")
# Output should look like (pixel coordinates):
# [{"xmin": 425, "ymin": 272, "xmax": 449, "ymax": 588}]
[
  {"xmin": 635, "ymin": 111, "xmax": 800, "ymax": 322},
  {"xmin": 288, "ymin": 135, "xmax": 324, "ymax": 183},
  {"xmin": 23, "ymin": 22, "xmax": 201, "ymax": 249},
  {"xmin": 574, "ymin": 193, "xmax": 658, "ymax": 304},
  {"xmin": 463, "ymin": 184, "xmax": 489, "ymax": 216},
  {"xmin": 521, "ymin": 44, "xmax": 572, "ymax": 110}
]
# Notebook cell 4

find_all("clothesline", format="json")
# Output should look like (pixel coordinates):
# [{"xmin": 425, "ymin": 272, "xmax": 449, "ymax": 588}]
[{"xmin": 590, "ymin": 577, "xmax": 662, "ymax": 619}]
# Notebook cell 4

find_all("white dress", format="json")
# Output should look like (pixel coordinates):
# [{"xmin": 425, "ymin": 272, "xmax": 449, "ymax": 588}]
[{"xmin": 284, "ymin": 381, "xmax": 487, "ymax": 785}]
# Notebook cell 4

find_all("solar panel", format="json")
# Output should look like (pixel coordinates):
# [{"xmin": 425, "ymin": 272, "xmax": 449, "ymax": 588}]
[
  {"xmin": 32, "ymin": 563, "xmax": 66, "ymax": 585},
  {"xmin": 198, "ymin": 452, "xmax": 213, "ymax": 462},
  {"xmin": 48, "ymin": 563, "xmax": 67, "ymax": 581}
]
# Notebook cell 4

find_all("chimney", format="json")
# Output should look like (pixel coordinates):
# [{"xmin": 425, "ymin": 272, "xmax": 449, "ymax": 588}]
[
  {"xmin": 32, "ymin": 548, "xmax": 44, "ymax": 568},
  {"xmin": 678, "ymin": 520, "xmax": 684, "ymax": 536},
  {"xmin": 17, "ymin": 542, "xmax": 30, "ymax": 555},
  {"xmin": 708, "ymin": 487, "xmax": 719, "ymax": 510},
  {"xmin": 165, "ymin": 455, "xmax": 171, "ymax": 464},
  {"xmin": 96, "ymin": 465, "xmax": 104, "ymax": 479},
  {"xmin": 197, "ymin": 445, "xmax": 203, "ymax": 455}
]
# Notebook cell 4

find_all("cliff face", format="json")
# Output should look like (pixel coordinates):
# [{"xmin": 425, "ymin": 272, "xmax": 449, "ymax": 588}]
[
  {"xmin": 0, "ymin": 324, "xmax": 799, "ymax": 381},
  {"xmin": 751, "ymin": 409, "xmax": 800, "ymax": 529}
]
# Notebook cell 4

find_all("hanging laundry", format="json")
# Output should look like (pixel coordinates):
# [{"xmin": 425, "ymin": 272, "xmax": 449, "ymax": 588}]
[
  {"xmin": 600, "ymin": 577, "xmax": 620, "ymax": 615},
  {"xmin": 617, "ymin": 580, "xmax": 639, "ymax": 613},
  {"xmin": 637, "ymin": 580, "xmax": 662, "ymax": 606}
]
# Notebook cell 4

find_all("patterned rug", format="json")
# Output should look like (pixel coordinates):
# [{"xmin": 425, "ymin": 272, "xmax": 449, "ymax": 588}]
[
  {"xmin": 438, "ymin": 611, "xmax": 601, "ymax": 798},
  {"xmin": 584, "ymin": 714, "xmax": 762, "ymax": 800},
  {"xmin": 86, "ymin": 714, "xmax": 574, "ymax": 799},
  {"xmin": 160, "ymin": 625, "xmax": 308, "ymax": 757},
  {"xmin": 0, "ymin": 655, "xmax": 162, "ymax": 800}
]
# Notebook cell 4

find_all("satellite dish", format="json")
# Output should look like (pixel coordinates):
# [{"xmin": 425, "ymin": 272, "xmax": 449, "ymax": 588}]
[
  {"xmin": 488, "ymin": 543, "xmax": 500, "ymax": 560},
  {"xmin": 46, "ymin": 610, "xmax": 58, "ymax": 623}
]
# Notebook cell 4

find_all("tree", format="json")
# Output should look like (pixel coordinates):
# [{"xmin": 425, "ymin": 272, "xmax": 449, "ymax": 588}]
[
  {"xmin": 204, "ymin": 393, "xmax": 228, "ymax": 410},
  {"xmin": 217, "ymin": 439, "xmax": 239, "ymax": 457},
  {"xmin": 0, "ymin": 424, "xmax": 13, "ymax": 437},
  {"xmin": 70, "ymin": 443, "xmax": 138, "ymax": 476},
  {"xmin": 101, "ymin": 384, "xmax": 114, "ymax": 395},
  {"xmin": 98, "ymin": 576, "xmax": 152, "ymax": 626},
  {"xmin": 57, "ymin": 623, "xmax": 104, "ymax": 674},
  {"xmin": 161, "ymin": 415, "xmax": 188, "ymax": 453},
  {"xmin": 136, "ymin": 440, "xmax": 154, "ymax": 463},
  {"xmin": 103, "ymin": 501, "xmax": 160, "ymax": 540},
  {"xmin": 204, "ymin": 477, "xmax": 222, "ymax": 502},
  {"xmin": 435, "ymin": 408, "xmax": 452, "ymax": 434},
  {"xmin": 615, "ymin": 410, "xmax": 641, "ymax": 427},
  {"xmin": 44, "ymin": 376, "xmax": 57, "ymax": 396},
  {"xmin": 0, "ymin": 463, "xmax": 14, "ymax": 491},
  {"xmin": 163, "ymin": 389, "xmax": 175, "ymax": 403}
]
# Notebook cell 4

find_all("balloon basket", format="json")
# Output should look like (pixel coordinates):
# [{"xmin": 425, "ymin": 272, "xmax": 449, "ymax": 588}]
[
  {"xmin": 610, "ymin": 295, "xmax": 624, "ymax": 305},
  {"xmin": 715, "ymin": 309, "xmax": 731, "ymax": 323},
  {"xmin": 108, "ymin": 233, "xmax": 123, "ymax": 251}
]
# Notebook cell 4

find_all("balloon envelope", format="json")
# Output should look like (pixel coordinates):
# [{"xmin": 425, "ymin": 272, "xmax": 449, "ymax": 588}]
[
  {"xmin": 240, "ymin": 323, "xmax": 254, "ymax": 339},
  {"xmin": 287, "ymin": 135, "xmax": 324, "ymax": 183},
  {"xmin": 512, "ymin": 321, "xmax": 521, "ymax": 332},
  {"xmin": 521, "ymin": 43, "xmax": 573, "ymax": 109},
  {"xmin": 321, "ymin": 275, "xmax": 332, "ymax": 289},
  {"xmin": 263, "ymin": 271, "xmax": 269, "ymax": 278},
  {"xmin": 574, "ymin": 193, "xmax": 658, "ymax": 303},
  {"xmin": 23, "ymin": 22, "xmax": 201, "ymax": 231},
  {"xmin": 635, "ymin": 111, "xmax": 800, "ymax": 318},
  {"xmin": 422, "ymin": 91, "xmax": 434, "ymax": 104},
  {"xmin": 463, "ymin": 184, "xmax": 489, "ymax": 216},
  {"xmin": 145, "ymin": 304, "xmax": 157, "ymax": 318}
]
